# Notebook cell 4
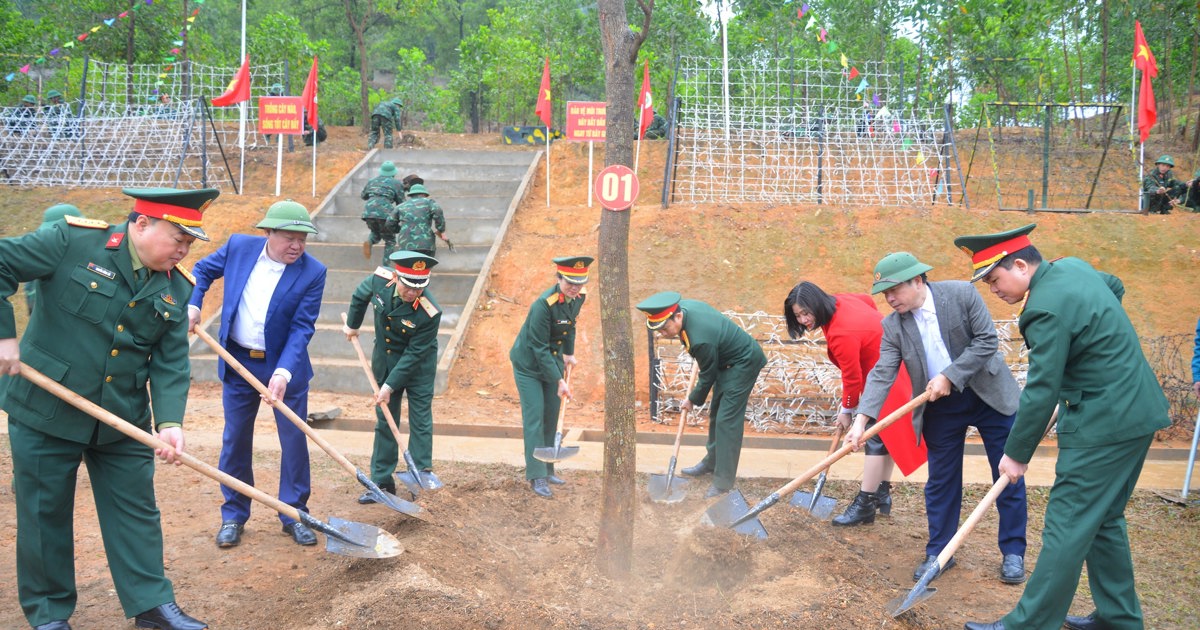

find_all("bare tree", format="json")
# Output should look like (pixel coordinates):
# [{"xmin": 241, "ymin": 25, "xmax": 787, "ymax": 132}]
[{"xmin": 595, "ymin": 0, "xmax": 652, "ymax": 577}]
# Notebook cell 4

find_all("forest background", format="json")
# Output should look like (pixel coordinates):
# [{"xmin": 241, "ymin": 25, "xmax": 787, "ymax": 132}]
[{"xmin": 2, "ymin": 0, "xmax": 1200, "ymax": 150}]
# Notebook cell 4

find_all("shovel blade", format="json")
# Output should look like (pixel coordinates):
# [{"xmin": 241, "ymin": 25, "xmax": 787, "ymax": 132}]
[
  {"xmin": 886, "ymin": 585, "xmax": 938, "ymax": 617},
  {"xmin": 700, "ymin": 489, "xmax": 768, "ymax": 539},
  {"xmin": 647, "ymin": 473, "xmax": 689, "ymax": 504},
  {"xmin": 356, "ymin": 471, "xmax": 429, "ymax": 521},
  {"xmin": 300, "ymin": 512, "xmax": 404, "ymax": 559},
  {"xmin": 395, "ymin": 469, "xmax": 423, "ymax": 499},
  {"xmin": 532, "ymin": 444, "xmax": 580, "ymax": 463},
  {"xmin": 789, "ymin": 491, "xmax": 839, "ymax": 519},
  {"xmin": 418, "ymin": 470, "xmax": 444, "ymax": 491}
]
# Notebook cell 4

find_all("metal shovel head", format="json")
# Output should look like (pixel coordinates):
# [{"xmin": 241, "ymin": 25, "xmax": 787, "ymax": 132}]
[
  {"xmin": 394, "ymin": 469, "xmax": 424, "ymax": 499},
  {"xmin": 532, "ymin": 444, "xmax": 580, "ymax": 463},
  {"xmin": 647, "ymin": 473, "xmax": 689, "ymax": 504},
  {"xmin": 356, "ymin": 471, "xmax": 429, "ymax": 521},
  {"xmin": 700, "ymin": 489, "xmax": 768, "ymax": 539},
  {"xmin": 418, "ymin": 470, "xmax": 444, "ymax": 491},
  {"xmin": 789, "ymin": 491, "xmax": 838, "ymax": 519},
  {"xmin": 886, "ymin": 584, "xmax": 938, "ymax": 618},
  {"xmin": 299, "ymin": 512, "xmax": 403, "ymax": 559}
]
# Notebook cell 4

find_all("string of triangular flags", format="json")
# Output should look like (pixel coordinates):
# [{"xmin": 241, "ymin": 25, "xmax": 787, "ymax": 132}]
[
  {"xmin": 154, "ymin": 0, "xmax": 207, "ymax": 100},
  {"xmin": 796, "ymin": 3, "xmax": 932, "ymax": 171},
  {"xmin": 3, "ymin": 0, "xmax": 207, "ymax": 102}
]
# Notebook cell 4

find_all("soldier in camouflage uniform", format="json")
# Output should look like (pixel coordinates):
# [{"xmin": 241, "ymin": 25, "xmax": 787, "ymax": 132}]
[
  {"xmin": 1142, "ymin": 155, "xmax": 1186, "ymax": 214},
  {"xmin": 387, "ymin": 183, "xmax": 446, "ymax": 257},
  {"xmin": 360, "ymin": 161, "xmax": 405, "ymax": 262},
  {"xmin": 644, "ymin": 110, "xmax": 668, "ymax": 139},
  {"xmin": 1179, "ymin": 169, "xmax": 1200, "ymax": 212},
  {"xmin": 368, "ymin": 97, "xmax": 404, "ymax": 149}
]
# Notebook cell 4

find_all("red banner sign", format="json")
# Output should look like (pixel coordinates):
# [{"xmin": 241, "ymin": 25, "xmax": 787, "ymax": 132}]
[
  {"xmin": 565, "ymin": 101, "xmax": 607, "ymax": 142},
  {"xmin": 257, "ymin": 96, "xmax": 304, "ymax": 135}
]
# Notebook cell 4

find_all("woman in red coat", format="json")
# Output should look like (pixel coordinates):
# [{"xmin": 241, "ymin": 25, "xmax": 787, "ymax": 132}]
[{"xmin": 784, "ymin": 281, "xmax": 893, "ymax": 525}]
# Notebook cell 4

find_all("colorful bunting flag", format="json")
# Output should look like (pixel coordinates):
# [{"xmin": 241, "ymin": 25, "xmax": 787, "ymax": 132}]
[
  {"xmin": 848, "ymin": 67, "xmax": 859, "ymax": 80},
  {"xmin": 839, "ymin": 53, "xmax": 848, "ymax": 69}
]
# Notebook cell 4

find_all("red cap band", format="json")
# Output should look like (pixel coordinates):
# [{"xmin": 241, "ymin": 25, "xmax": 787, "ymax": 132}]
[
  {"xmin": 133, "ymin": 199, "xmax": 203, "ymax": 226},
  {"xmin": 646, "ymin": 303, "xmax": 679, "ymax": 324},
  {"xmin": 971, "ymin": 235, "xmax": 1032, "ymax": 270}
]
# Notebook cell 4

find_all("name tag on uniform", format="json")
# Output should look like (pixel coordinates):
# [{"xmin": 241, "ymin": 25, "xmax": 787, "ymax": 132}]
[
  {"xmin": 87, "ymin": 262, "xmax": 116, "ymax": 279},
  {"xmin": 556, "ymin": 319, "xmax": 570, "ymax": 325},
  {"xmin": 372, "ymin": 294, "xmax": 386, "ymax": 308},
  {"xmin": 401, "ymin": 319, "xmax": 416, "ymax": 328}
]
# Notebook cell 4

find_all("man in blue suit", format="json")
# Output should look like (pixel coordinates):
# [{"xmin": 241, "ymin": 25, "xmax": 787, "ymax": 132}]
[{"xmin": 187, "ymin": 200, "xmax": 327, "ymax": 548}]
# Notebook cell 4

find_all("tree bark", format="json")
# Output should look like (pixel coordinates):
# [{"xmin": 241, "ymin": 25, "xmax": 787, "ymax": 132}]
[
  {"xmin": 344, "ymin": 0, "xmax": 373, "ymax": 131},
  {"xmin": 594, "ymin": 0, "xmax": 652, "ymax": 578}
]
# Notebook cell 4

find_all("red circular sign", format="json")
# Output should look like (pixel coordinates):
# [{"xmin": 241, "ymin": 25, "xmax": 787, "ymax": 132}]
[{"xmin": 593, "ymin": 165, "xmax": 640, "ymax": 211}]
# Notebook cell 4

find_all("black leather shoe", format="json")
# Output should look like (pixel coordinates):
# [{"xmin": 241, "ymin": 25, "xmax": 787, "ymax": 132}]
[
  {"xmin": 874, "ymin": 481, "xmax": 892, "ymax": 516},
  {"xmin": 134, "ymin": 602, "xmax": 207, "ymax": 630},
  {"xmin": 283, "ymin": 521, "xmax": 318, "ymax": 546},
  {"xmin": 1000, "ymin": 553, "xmax": 1026, "ymax": 584},
  {"xmin": 215, "ymin": 521, "xmax": 243, "ymax": 548},
  {"xmin": 1063, "ymin": 613, "xmax": 1104, "ymax": 630},
  {"xmin": 832, "ymin": 491, "xmax": 877, "ymax": 526},
  {"xmin": 530, "ymin": 478, "xmax": 552, "ymax": 498},
  {"xmin": 358, "ymin": 485, "xmax": 396, "ymax": 505},
  {"xmin": 963, "ymin": 622, "xmax": 1004, "ymax": 630},
  {"xmin": 546, "ymin": 474, "xmax": 566, "ymax": 485},
  {"xmin": 681, "ymin": 460, "xmax": 714, "ymax": 477},
  {"xmin": 912, "ymin": 554, "xmax": 956, "ymax": 581},
  {"xmin": 703, "ymin": 484, "xmax": 730, "ymax": 498},
  {"xmin": 34, "ymin": 621, "xmax": 71, "ymax": 630}
]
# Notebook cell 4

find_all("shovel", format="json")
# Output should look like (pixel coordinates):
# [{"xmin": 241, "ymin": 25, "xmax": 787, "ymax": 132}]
[
  {"xmin": 647, "ymin": 364, "xmax": 700, "ymax": 504},
  {"xmin": 533, "ymin": 365, "xmax": 580, "ymax": 463},
  {"xmin": 888, "ymin": 408, "xmax": 1059, "ymax": 617},
  {"xmin": 341, "ymin": 313, "xmax": 441, "ymax": 499},
  {"xmin": 703, "ymin": 392, "xmax": 931, "ymax": 539},
  {"xmin": 194, "ymin": 328, "xmax": 428, "ymax": 522},
  {"xmin": 788, "ymin": 425, "xmax": 844, "ymax": 518},
  {"xmin": 19, "ymin": 363, "xmax": 403, "ymax": 559}
]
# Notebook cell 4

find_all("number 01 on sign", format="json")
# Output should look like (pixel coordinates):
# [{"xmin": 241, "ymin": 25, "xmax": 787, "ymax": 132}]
[{"xmin": 593, "ymin": 165, "xmax": 640, "ymax": 211}]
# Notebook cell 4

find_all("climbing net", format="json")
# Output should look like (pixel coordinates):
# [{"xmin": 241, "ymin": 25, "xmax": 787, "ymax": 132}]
[
  {"xmin": 669, "ymin": 56, "xmax": 960, "ymax": 207},
  {"xmin": 0, "ymin": 60, "xmax": 286, "ymax": 189},
  {"xmin": 650, "ymin": 311, "xmax": 1028, "ymax": 434}
]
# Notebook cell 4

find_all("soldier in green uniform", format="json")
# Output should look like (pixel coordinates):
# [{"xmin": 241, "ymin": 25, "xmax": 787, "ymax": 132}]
[
  {"xmin": 387, "ymin": 183, "xmax": 447, "ymax": 258},
  {"xmin": 23, "ymin": 204, "xmax": 83, "ymax": 314},
  {"xmin": 1141, "ymin": 155, "xmax": 1185, "ymax": 214},
  {"xmin": 368, "ymin": 97, "xmax": 404, "ymax": 149},
  {"xmin": 344, "ymin": 251, "xmax": 443, "ymax": 502},
  {"xmin": 635, "ymin": 292, "xmax": 767, "ymax": 498},
  {"xmin": 11, "ymin": 94, "xmax": 39, "ymax": 134},
  {"xmin": 360, "ymin": 160, "xmax": 405, "ymax": 262},
  {"xmin": 644, "ymin": 110, "xmax": 668, "ymax": 139},
  {"xmin": 0, "ymin": 188, "xmax": 215, "ymax": 630},
  {"xmin": 1178, "ymin": 168, "xmax": 1200, "ymax": 212},
  {"xmin": 509, "ymin": 256, "xmax": 592, "ymax": 498},
  {"xmin": 956, "ymin": 224, "xmax": 1170, "ymax": 630}
]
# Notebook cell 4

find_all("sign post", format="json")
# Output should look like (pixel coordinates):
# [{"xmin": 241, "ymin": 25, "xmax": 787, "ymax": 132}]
[{"xmin": 593, "ymin": 164, "xmax": 639, "ymax": 211}]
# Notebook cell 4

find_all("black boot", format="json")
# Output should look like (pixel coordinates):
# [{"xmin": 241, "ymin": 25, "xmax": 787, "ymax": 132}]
[
  {"xmin": 874, "ymin": 481, "xmax": 892, "ymax": 517},
  {"xmin": 832, "ymin": 491, "xmax": 877, "ymax": 526}
]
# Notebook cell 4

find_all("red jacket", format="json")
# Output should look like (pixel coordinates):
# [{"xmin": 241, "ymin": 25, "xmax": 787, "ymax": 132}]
[{"xmin": 821, "ymin": 293, "xmax": 883, "ymax": 410}]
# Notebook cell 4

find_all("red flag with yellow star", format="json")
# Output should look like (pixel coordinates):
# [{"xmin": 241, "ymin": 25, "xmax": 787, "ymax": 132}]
[
  {"xmin": 1134, "ymin": 21, "xmax": 1157, "ymax": 143},
  {"xmin": 535, "ymin": 57, "xmax": 551, "ymax": 129}
]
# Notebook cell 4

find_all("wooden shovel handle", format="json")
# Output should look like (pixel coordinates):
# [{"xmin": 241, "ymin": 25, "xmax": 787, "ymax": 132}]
[
  {"xmin": 18, "ymin": 362, "xmax": 302, "ymax": 522},
  {"xmin": 776, "ymin": 391, "xmax": 932, "ymax": 498},
  {"xmin": 668, "ymin": 363, "xmax": 701, "ymax": 458},
  {"xmin": 341, "ymin": 312, "xmax": 408, "ymax": 448},
  {"xmin": 553, "ymin": 364, "xmax": 573, "ymax": 435},
  {"xmin": 194, "ymin": 328, "xmax": 358, "ymax": 477}
]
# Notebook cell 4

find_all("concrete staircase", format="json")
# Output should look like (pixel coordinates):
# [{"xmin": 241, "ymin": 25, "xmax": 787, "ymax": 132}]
[{"xmin": 189, "ymin": 148, "xmax": 541, "ymax": 395}]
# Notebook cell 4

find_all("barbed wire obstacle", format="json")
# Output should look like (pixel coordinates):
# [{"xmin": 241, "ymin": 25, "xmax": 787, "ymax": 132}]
[
  {"xmin": 0, "ymin": 60, "xmax": 285, "ymax": 189},
  {"xmin": 668, "ymin": 57, "xmax": 961, "ymax": 207},
  {"xmin": 650, "ymin": 310, "xmax": 1029, "ymax": 434},
  {"xmin": 966, "ymin": 102, "xmax": 1131, "ymax": 213}
]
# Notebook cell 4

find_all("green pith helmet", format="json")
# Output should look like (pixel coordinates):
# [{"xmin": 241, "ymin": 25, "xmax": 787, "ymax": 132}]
[
  {"xmin": 46, "ymin": 90, "xmax": 63, "ymax": 100},
  {"xmin": 21, "ymin": 95, "xmax": 36, "ymax": 104},
  {"xmin": 41, "ymin": 203, "xmax": 82, "ymax": 226},
  {"xmin": 269, "ymin": 83, "xmax": 284, "ymax": 96},
  {"xmin": 255, "ymin": 200, "xmax": 318, "ymax": 234},
  {"xmin": 379, "ymin": 161, "xmax": 397, "ymax": 177},
  {"xmin": 391, "ymin": 97, "xmax": 404, "ymax": 107},
  {"xmin": 870, "ymin": 252, "xmax": 933, "ymax": 294},
  {"xmin": 1155, "ymin": 155, "xmax": 1175, "ymax": 167},
  {"xmin": 406, "ymin": 183, "xmax": 429, "ymax": 196}
]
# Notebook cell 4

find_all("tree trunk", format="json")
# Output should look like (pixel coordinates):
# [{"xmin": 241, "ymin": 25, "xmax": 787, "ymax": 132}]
[
  {"xmin": 1099, "ymin": 0, "xmax": 1109, "ymax": 129},
  {"xmin": 344, "ymin": 0, "xmax": 373, "ymax": 132},
  {"xmin": 1184, "ymin": 22, "xmax": 1197, "ymax": 140},
  {"xmin": 125, "ymin": 10, "xmax": 136, "ymax": 106},
  {"xmin": 594, "ymin": 0, "xmax": 651, "ymax": 578}
]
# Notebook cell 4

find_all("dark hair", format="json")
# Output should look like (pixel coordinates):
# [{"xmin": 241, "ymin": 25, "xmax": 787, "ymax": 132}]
[
  {"xmin": 996, "ymin": 245, "xmax": 1043, "ymax": 270},
  {"xmin": 783, "ymin": 281, "xmax": 837, "ymax": 339}
]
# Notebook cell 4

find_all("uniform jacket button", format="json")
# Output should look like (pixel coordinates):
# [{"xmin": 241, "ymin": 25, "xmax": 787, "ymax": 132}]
[{"xmin": 111, "ymin": 349, "xmax": 119, "ymax": 357}]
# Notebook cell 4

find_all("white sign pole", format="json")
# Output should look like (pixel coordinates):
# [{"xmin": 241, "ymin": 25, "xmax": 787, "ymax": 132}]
[
  {"xmin": 275, "ymin": 132, "xmax": 283, "ymax": 196},
  {"xmin": 588, "ymin": 142, "xmax": 594, "ymax": 207}
]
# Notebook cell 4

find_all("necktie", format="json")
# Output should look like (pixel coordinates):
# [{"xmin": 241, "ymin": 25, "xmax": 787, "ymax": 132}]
[{"xmin": 134, "ymin": 267, "xmax": 147, "ymax": 289}]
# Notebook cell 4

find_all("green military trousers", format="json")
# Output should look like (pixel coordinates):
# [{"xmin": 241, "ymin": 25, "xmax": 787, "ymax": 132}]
[
  {"xmin": 698, "ymin": 358, "xmax": 766, "ymax": 491},
  {"xmin": 368, "ymin": 381, "xmax": 435, "ymax": 487},
  {"xmin": 10, "ymin": 420, "xmax": 174, "ymax": 625},
  {"xmin": 1003, "ymin": 433, "xmax": 1153, "ymax": 630},
  {"xmin": 513, "ymin": 367, "xmax": 561, "ymax": 480}
]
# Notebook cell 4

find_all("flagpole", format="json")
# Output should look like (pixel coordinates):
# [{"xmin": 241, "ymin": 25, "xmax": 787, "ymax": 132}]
[
  {"xmin": 237, "ymin": 0, "xmax": 247, "ymax": 195},
  {"xmin": 587, "ymin": 141, "xmax": 594, "ymax": 208},
  {"xmin": 311, "ymin": 131, "xmax": 317, "ymax": 198},
  {"xmin": 545, "ymin": 125, "xmax": 551, "ymax": 207},
  {"xmin": 635, "ymin": 108, "xmax": 644, "ymax": 173},
  {"xmin": 275, "ymin": 132, "xmax": 283, "ymax": 196}
]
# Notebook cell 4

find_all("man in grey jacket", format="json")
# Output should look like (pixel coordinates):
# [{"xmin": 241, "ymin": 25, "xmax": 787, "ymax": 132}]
[{"xmin": 845, "ymin": 252, "xmax": 1028, "ymax": 586}]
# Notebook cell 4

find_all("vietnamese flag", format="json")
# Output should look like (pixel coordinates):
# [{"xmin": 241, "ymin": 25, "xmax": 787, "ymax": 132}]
[
  {"xmin": 637, "ymin": 60, "xmax": 653, "ymax": 139},
  {"xmin": 1134, "ymin": 21, "xmax": 1157, "ymax": 143},
  {"xmin": 212, "ymin": 55, "xmax": 251, "ymax": 107},
  {"xmin": 300, "ymin": 55, "xmax": 319, "ymax": 129},
  {"xmin": 534, "ymin": 57, "xmax": 551, "ymax": 128}
]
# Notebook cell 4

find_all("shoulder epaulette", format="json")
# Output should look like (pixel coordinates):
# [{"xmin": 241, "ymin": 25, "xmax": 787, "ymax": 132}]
[
  {"xmin": 174, "ymin": 263, "xmax": 196, "ymax": 285},
  {"xmin": 545, "ymin": 293, "xmax": 560, "ymax": 306},
  {"xmin": 373, "ymin": 266, "xmax": 394, "ymax": 280},
  {"xmin": 420, "ymin": 297, "xmax": 440, "ymax": 317},
  {"xmin": 65, "ymin": 216, "xmax": 109, "ymax": 229}
]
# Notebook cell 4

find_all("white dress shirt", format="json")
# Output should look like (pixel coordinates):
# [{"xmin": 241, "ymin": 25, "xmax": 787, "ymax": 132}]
[
  {"xmin": 913, "ymin": 284, "xmax": 952, "ymax": 379},
  {"xmin": 232, "ymin": 246, "xmax": 291, "ymax": 382}
]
